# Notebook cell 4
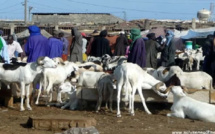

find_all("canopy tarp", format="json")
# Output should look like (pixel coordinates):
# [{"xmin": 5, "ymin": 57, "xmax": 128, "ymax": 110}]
[
  {"xmin": 180, "ymin": 27, "xmax": 215, "ymax": 39},
  {"xmin": 173, "ymin": 29, "xmax": 188, "ymax": 38}
]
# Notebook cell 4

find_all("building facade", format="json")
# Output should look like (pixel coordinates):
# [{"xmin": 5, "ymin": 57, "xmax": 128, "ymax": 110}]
[{"xmin": 32, "ymin": 13, "xmax": 124, "ymax": 25}]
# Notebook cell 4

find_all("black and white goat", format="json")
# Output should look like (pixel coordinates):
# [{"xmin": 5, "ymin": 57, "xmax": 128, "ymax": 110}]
[{"xmin": 101, "ymin": 54, "xmax": 127, "ymax": 71}]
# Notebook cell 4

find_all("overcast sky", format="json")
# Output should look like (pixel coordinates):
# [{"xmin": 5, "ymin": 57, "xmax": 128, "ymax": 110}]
[{"xmin": 0, "ymin": 0, "xmax": 214, "ymax": 21}]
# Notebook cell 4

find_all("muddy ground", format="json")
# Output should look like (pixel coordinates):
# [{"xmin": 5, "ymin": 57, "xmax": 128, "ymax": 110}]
[{"xmin": 0, "ymin": 101, "xmax": 215, "ymax": 134}]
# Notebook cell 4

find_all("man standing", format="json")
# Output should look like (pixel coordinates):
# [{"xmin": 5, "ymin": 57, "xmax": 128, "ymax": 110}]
[
  {"xmin": 70, "ymin": 28, "xmax": 83, "ymax": 62},
  {"xmin": 114, "ymin": 31, "xmax": 128, "ymax": 56},
  {"xmin": 59, "ymin": 32, "xmax": 69, "ymax": 61},
  {"xmin": 90, "ymin": 30, "xmax": 112, "ymax": 57},
  {"xmin": 86, "ymin": 30, "xmax": 99, "ymax": 56},
  {"xmin": 145, "ymin": 33, "xmax": 163, "ymax": 68},
  {"xmin": 81, "ymin": 32, "xmax": 88, "ymax": 61},
  {"xmin": 127, "ymin": 28, "xmax": 146, "ymax": 68},
  {"xmin": 161, "ymin": 30, "xmax": 176, "ymax": 67},
  {"xmin": 25, "ymin": 25, "xmax": 49, "ymax": 62},
  {"xmin": 211, "ymin": 32, "xmax": 215, "ymax": 86},
  {"xmin": 7, "ymin": 35, "xmax": 23, "ymax": 60},
  {"xmin": 47, "ymin": 33, "xmax": 63, "ymax": 58},
  {"xmin": 0, "ymin": 30, "xmax": 10, "ymax": 64}
]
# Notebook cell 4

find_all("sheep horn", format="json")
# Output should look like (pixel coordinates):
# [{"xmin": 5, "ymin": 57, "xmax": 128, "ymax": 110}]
[
  {"xmin": 37, "ymin": 57, "xmax": 45, "ymax": 65},
  {"xmin": 181, "ymin": 86, "xmax": 200, "ymax": 94},
  {"xmin": 59, "ymin": 58, "xmax": 65, "ymax": 65},
  {"xmin": 160, "ymin": 85, "xmax": 174, "ymax": 94},
  {"xmin": 155, "ymin": 82, "xmax": 163, "ymax": 90}
]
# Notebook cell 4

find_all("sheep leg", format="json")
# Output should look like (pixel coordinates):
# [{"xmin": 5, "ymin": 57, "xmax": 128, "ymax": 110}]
[
  {"xmin": 96, "ymin": 86, "xmax": 103, "ymax": 112},
  {"xmin": 109, "ymin": 85, "xmax": 113, "ymax": 112},
  {"xmin": 46, "ymin": 81, "xmax": 53, "ymax": 103},
  {"xmin": 190, "ymin": 63, "xmax": 193, "ymax": 71},
  {"xmin": 196, "ymin": 60, "xmax": 200, "ymax": 70},
  {"xmin": 49, "ymin": 89, "xmax": 53, "ymax": 102},
  {"xmin": 57, "ymin": 91, "xmax": 63, "ymax": 103},
  {"xmin": 138, "ymin": 86, "xmax": 151, "ymax": 114},
  {"xmin": 167, "ymin": 111, "xmax": 185, "ymax": 118},
  {"xmin": 127, "ymin": 83, "xmax": 132, "ymax": 113},
  {"xmin": 25, "ymin": 84, "xmax": 32, "ymax": 110},
  {"xmin": 20, "ymin": 83, "xmax": 25, "ymax": 111},
  {"xmin": 116, "ymin": 83, "xmax": 123, "ymax": 117},
  {"xmin": 104, "ymin": 84, "xmax": 108, "ymax": 110},
  {"xmin": 35, "ymin": 79, "xmax": 43, "ymax": 105},
  {"xmin": 128, "ymin": 93, "xmax": 132, "ymax": 113},
  {"xmin": 130, "ymin": 85, "xmax": 138, "ymax": 116}
]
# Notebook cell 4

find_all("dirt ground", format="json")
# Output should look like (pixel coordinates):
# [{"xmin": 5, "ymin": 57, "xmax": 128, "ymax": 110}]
[{"xmin": 0, "ymin": 101, "xmax": 215, "ymax": 134}]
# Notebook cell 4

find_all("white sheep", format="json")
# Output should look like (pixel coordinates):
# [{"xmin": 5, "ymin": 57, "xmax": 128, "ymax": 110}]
[
  {"xmin": 77, "ymin": 62, "xmax": 103, "ymax": 72},
  {"xmin": 182, "ymin": 48, "xmax": 204, "ymax": 70},
  {"xmin": 0, "ymin": 57, "xmax": 57, "ymax": 111},
  {"xmin": 190, "ymin": 48, "xmax": 204, "ymax": 70},
  {"xmin": 113, "ymin": 63, "xmax": 167, "ymax": 117},
  {"xmin": 165, "ymin": 86, "xmax": 215, "ymax": 123},
  {"xmin": 35, "ymin": 61, "xmax": 79, "ymax": 105},
  {"xmin": 70, "ymin": 62, "xmax": 104, "ymax": 83},
  {"xmin": 152, "ymin": 66, "xmax": 213, "ymax": 90},
  {"xmin": 175, "ymin": 71, "xmax": 213, "ymax": 90},
  {"xmin": 176, "ymin": 51, "xmax": 193, "ymax": 71},
  {"xmin": 146, "ymin": 66, "xmax": 182, "ymax": 83},
  {"xmin": 151, "ymin": 66, "xmax": 213, "ymax": 90},
  {"xmin": 77, "ymin": 71, "xmax": 106, "ymax": 88}
]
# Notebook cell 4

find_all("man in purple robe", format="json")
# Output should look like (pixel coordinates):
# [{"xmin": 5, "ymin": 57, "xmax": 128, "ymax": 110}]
[
  {"xmin": 25, "ymin": 25, "xmax": 49, "ymax": 62},
  {"xmin": 47, "ymin": 33, "xmax": 63, "ymax": 58},
  {"xmin": 127, "ymin": 28, "xmax": 146, "ymax": 68}
]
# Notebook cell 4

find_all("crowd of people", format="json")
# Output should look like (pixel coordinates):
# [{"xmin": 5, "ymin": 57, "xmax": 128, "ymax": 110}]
[
  {"xmin": 1, "ymin": 25, "xmax": 215, "ymax": 85},
  {"xmin": 0, "ymin": 25, "xmax": 179, "ymax": 69}
]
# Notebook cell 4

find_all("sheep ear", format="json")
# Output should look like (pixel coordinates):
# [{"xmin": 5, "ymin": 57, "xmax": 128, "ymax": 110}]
[{"xmin": 37, "ymin": 57, "xmax": 45, "ymax": 65}]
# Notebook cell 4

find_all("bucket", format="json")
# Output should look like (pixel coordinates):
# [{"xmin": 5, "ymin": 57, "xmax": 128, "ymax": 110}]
[{"xmin": 185, "ymin": 41, "xmax": 193, "ymax": 50}]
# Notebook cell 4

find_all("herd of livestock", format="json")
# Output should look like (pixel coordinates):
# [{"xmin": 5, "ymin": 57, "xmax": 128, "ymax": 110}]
[{"xmin": 0, "ymin": 47, "xmax": 215, "ymax": 123}]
